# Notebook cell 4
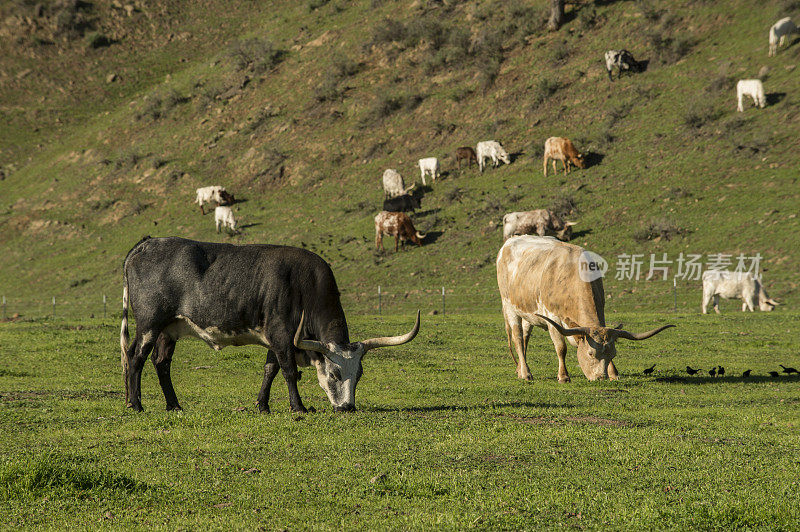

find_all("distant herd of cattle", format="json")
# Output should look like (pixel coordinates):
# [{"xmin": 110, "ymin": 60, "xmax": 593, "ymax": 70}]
[{"xmin": 119, "ymin": 19, "xmax": 794, "ymax": 413}]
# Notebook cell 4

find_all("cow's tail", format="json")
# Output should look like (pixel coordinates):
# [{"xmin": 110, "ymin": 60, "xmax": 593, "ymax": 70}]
[{"xmin": 120, "ymin": 236, "xmax": 150, "ymax": 404}]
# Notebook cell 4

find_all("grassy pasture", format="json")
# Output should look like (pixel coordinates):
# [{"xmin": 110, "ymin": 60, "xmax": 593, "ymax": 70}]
[{"xmin": 1, "ymin": 312, "xmax": 799, "ymax": 529}]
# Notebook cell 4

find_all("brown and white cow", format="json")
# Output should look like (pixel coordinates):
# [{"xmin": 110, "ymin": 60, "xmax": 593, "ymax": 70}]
[
  {"xmin": 375, "ymin": 211, "xmax": 425, "ymax": 252},
  {"xmin": 543, "ymin": 137, "xmax": 586, "ymax": 177},
  {"xmin": 502, "ymin": 209, "xmax": 576, "ymax": 241},
  {"xmin": 496, "ymin": 236, "xmax": 674, "ymax": 382}
]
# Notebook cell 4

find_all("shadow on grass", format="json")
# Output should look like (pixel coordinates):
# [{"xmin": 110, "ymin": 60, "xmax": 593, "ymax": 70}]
[
  {"xmin": 239, "ymin": 222, "xmax": 262, "ymax": 230},
  {"xmin": 655, "ymin": 375, "xmax": 800, "ymax": 384},
  {"xmin": 766, "ymin": 92, "xmax": 786, "ymax": 106},
  {"xmin": 571, "ymin": 229, "xmax": 593, "ymax": 239},
  {"xmin": 366, "ymin": 401, "xmax": 570, "ymax": 413},
  {"xmin": 509, "ymin": 151, "xmax": 524, "ymax": 164},
  {"xmin": 421, "ymin": 230, "xmax": 444, "ymax": 246},
  {"xmin": 584, "ymin": 151, "xmax": 604, "ymax": 168}
]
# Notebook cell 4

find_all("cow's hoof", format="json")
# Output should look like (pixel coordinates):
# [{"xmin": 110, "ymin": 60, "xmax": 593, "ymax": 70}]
[
  {"xmin": 558, "ymin": 376, "xmax": 571, "ymax": 383},
  {"xmin": 307, "ymin": 406, "xmax": 316, "ymax": 413},
  {"xmin": 127, "ymin": 403, "xmax": 144, "ymax": 412},
  {"xmin": 166, "ymin": 404, "xmax": 182, "ymax": 411},
  {"xmin": 257, "ymin": 404, "xmax": 270, "ymax": 414}
]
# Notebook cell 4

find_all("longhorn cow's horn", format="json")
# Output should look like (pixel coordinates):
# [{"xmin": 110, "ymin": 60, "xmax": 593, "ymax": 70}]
[
  {"xmin": 565, "ymin": 221, "xmax": 578, "ymax": 226},
  {"xmin": 293, "ymin": 311, "xmax": 326, "ymax": 353},
  {"xmin": 416, "ymin": 231, "xmax": 426, "ymax": 239},
  {"xmin": 612, "ymin": 324, "xmax": 675, "ymax": 341},
  {"xmin": 535, "ymin": 314, "xmax": 591, "ymax": 337},
  {"xmin": 767, "ymin": 298, "xmax": 779, "ymax": 306},
  {"xmin": 361, "ymin": 310, "xmax": 420, "ymax": 352}
]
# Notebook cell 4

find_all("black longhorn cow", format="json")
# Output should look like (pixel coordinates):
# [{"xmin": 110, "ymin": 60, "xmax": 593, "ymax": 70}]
[
  {"xmin": 383, "ymin": 191, "xmax": 422, "ymax": 213},
  {"xmin": 120, "ymin": 237, "xmax": 420, "ymax": 413}
]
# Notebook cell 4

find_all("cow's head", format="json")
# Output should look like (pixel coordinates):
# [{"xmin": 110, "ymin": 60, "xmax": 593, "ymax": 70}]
[
  {"xmin": 499, "ymin": 150, "xmax": 511, "ymax": 164},
  {"xmin": 572, "ymin": 152, "xmax": 586, "ymax": 169},
  {"xmin": 557, "ymin": 221, "xmax": 577, "ymax": 241},
  {"xmin": 536, "ymin": 315, "xmax": 674, "ymax": 381},
  {"xmin": 294, "ymin": 310, "xmax": 420, "ymax": 411}
]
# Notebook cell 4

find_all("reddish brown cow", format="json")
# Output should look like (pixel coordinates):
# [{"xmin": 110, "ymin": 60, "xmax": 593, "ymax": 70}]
[
  {"xmin": 375, "ymin": 211, "xmax": 425, "ymax": 252},
  {"xmin": 455, "ymin": 147, "xmax": 478, "ymax": 169},
  {"xmin": 543, "ymin": 137, "xmax": 586, "ymax": 177}
]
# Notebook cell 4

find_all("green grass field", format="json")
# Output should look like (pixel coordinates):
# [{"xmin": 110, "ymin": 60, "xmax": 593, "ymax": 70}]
[{"xmin": 2, "ymin": 313, "xmax": 799, "ymax": 529}]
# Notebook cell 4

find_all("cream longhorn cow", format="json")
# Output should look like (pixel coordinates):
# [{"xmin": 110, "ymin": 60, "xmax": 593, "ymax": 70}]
[{"xmin": 496, "ymin": 236, "xmax": 675, "ymax": 382}]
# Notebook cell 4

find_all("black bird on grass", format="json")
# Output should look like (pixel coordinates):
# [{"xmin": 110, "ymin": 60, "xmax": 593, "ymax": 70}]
[
  {"xmin": 709, "ymin": 367, "xmax": 717, "ymax": 377},
  {"xmin": 643, "ymin": 364, "xmax": 656, "ymax": 375},
  {"xmin": 768, "ymin": 371, "xmax": 780, "ymax": 377},
  {"xmin": 686, "ymin": 366, "xmax": 700, "ymax": 375},
  {"xmin": 742, "ymin": 369, "xmax": 752, "ymax": 377},
  {"xmin": 779, "ymin": 364, "xmax": 799, "ymax": 374},
  {"xmin": 717, "ymin": 366, "xmax": 725, "ymax": 377}
]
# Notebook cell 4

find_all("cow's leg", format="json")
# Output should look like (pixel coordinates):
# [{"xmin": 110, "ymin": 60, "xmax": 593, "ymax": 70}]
[
  {"xmin": 543, "ymin": 156, "xmax": 549, "ymax": 177},
  {"xmin": 606, "ymin": 67, "xmax": 613, "ymax": 81},
  {"xmin": 548, "ymin": 326, "xmax": 570, "ymax": 383},
  {"xmin": 552, "ymin": 160, "xmax": 558, "ymax": 176},
  {"xmin": 123, "ymin": 337, "xmax": 138, "ymax": 405},
  {"xmin": 127, "ymin": 328, "xmax": 160, "ymax": 411},
  {"xmin": 607, "ymin": 360, "xmax": 619, "ymax": 380},
  {"xmin": 257, "ymin": 349, "xmax": 281, "ymax": 413},
  {"xmin": 505, "ymin": 310, "xmax": 532, "ymax": 380},
  {"xmin": 503, "ymin": 317, "xmax": 519, "ymax": 368},
  {"xmin": 395, "ymin": 235, "xmax": 400, "ymax": 252},
  {"xmin": 275, "ymin": 350, "xmax": 307, "ymax": 413},
  {"xmin": 151, "ymin": 333, "xmax": 181, "ymax": 411},
  {"xmin": 701, "ymin": 288, "xmax": 712, "ymax": 314},
  {"xmin": 737, "ymin": 94, "xmax": 744, "ymax": 112},
  {"xmin": 713, "ymin": 295, "xmax": 720, "ymax": 314}
]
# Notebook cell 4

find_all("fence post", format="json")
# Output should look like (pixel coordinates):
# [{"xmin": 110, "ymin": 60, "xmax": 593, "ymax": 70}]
[
  {"xmin": 103, "ymin": 294, "xmax": 107, "ymax": 318},
  {"xmin": 673, "ymin": 278, "xmax": 677, "ymax": 313},
  {"xmin": 378, "ymin": 285, "xmax": 382, "ymax": 315},
  {"xmin": 442, "ymin": 286, "xmax": 445, "ymax": 316},
  {"xmin": 52, "ymin": 296, "xmax": 56, "ymax": 318}
]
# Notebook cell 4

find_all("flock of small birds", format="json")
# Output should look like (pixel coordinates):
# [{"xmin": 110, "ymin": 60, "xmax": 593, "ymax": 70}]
[{"xmin": 640, "ymin": 365, "xmax": 799, "ymax": 378}]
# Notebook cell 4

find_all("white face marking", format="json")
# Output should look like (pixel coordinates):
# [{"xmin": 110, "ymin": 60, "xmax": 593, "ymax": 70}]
[{"xmin": 311, "ymin": 343, "xmax": 365, "ymax": 409}]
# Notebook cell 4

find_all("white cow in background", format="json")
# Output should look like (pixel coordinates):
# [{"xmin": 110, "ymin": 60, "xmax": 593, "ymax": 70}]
[
  {"xmin": 736, "ymin": 79, "xmax": 766, "ymax": 112},
  {"xmin": 418, "ymin": 157, "xmax": 440, "ymax": 185},
  {"xmin": 382, "ymin": 169, "xmax": 414, "ymax": 198},
  {"xmin": 769, "ymin": 17, "xmax": 797, "ymax": 56},
  {"xmin": 215, "ymin": 206, "xmax": 238, "ymax": 233},
  {"xmin": 476, "ymin": 141, "xmax": 510, "ymax": 172},
  {"xmin": 701, "ymin": 271, "xmax": 778, "ymax": 314}
]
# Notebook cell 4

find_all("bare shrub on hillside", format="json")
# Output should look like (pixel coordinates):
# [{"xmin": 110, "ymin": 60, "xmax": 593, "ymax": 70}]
[
  {"xmin": 648, "ymin": 31, "xmax": 694, "ymax": 64},
  {"xmin": 682, "ymin": 100, "xmax": 722, "ymax": 129},
  {"xmin": 225, "ymin": 38, "xmax": 285, "ymax": 74},
  {"xmin": 314, "ymin": 54, "xmax": 360, "ymax": 103},
  {"xmin": 532, "ymin": 76, "xmax": 560, "ymax": 105},
  {"xmin": 577, "ymin": 6, "xmax": 600, "ymax": 29},
  {"xmin": 135, "ymin": 89, "xmax": 188, "ymax": 121},
  {"xmin": 472, "ymin": 28, "xmax": 504, "ymax": 90},
  {"xmin": 636, "ymin": 0, "xmax": 663, "ymax": 22},
  {"xmin": 502, "ymin": 5, "xmax": 548, "ymax": 46},
  {"xmin": 360, "ymin": 93, "xmax": 424, "ymax": 127},
  {"xmin": 632, "ymin": 217, "xmax": 688, "ymax": 242},
  {"xmin": 371, "ymin": 18, "xmax": 407, "ymax": 46},
  {"xmin": 549, "ymin": 192, "xmax": 578, "ymax": 218},
  {"xmin": 307, "ymin": 0, "xmax": 329, "ymax": 11},
  {"xmin": 551, "ymin": 41, "xmax": 570, "ymax": 63},
  {"xmin": 707, "ymin": 75, "xmax": 734, "ymax": 92}
]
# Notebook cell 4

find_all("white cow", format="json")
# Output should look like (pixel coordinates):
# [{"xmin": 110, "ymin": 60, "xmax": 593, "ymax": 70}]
[
  {"xmin": 418, "ymin": 157, "xmax": 440, "ymax": 185},
  {"xmin": 476, "ymin": 141, "xmax": 510, "ymax": 173},
  {"xmin": 382, "ymin": 169, "xmax": 414, "ymax": 199},
  {"xmin": 215, "ymin": 206, "xmax": 237, "ymax": 233},
  {"xmin": 195, "ymin": 186, "xmax": 233, "ymax": 215},
  {"xmin": 701, "ymin": 271, "xmax": 778, "ymax": 314},
  {"xmin": 736, "ymin": 79, "xmax": 765, "ymax": 112},
  {"xmin": 769, "ymin": 17, "xmax": 797, "ymax": 56}
]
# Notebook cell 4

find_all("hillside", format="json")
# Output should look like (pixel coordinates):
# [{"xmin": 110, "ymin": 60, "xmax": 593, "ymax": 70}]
[{"xmin": 1, "ymin": 0, "xmax": 799, "ymax": 318}]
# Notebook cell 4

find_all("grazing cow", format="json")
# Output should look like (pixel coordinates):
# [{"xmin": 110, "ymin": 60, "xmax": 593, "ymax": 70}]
[
  {"xmin": 383, "ymin": 191, "xmax": 422, "ymax": 213},
  {"xmin": 418, "ymin": 157, "xmax": 440, "ymax": 185},
  {"xmin": 382, "ymin": 169, "xmax": 414, "ymax": 199},
  {"xmin": 374, "ymin": 211, "xmax": 425, "ymax": 252},
  {"xmin": 496, "ymin": 236, "xmax": 674, "ymax": 382},
  {"xmin": 195, "ymin": 186, "xmax": 234, "ymax": 215},
  {"xmin": 476, "ymin": 141, "xmax": 510, "ymax": 172},
  {"xmin": 543, "ymin": 137, "xmax": 585, "ymax": 177},
  {"xmin": 214, "ymin": 206, "xmax": 237, "ymax": 233},
  {"xmin": 769, "ymin": 17, "xmax": 797, "ymax": 56},
  {"xmin": 701, "ymin": 271, "xmax": 778, "ymax": 314},
  {"xmin": 455, "ymin": 147, "xmax": 478, "ymax": 169},
  {"xmin": 502, "ymin": 210, "xmax": 577, "ymax": 242},
  {"xmin": 737, "ymin": 79, "xmax": 766, "ymax": 112},
  {"xmin": 120, "ymin": 237, "xmax": 420, "ymax": 412},
  {"xmin": 604, "ymin": 49, "xmax": 642, "ymax": 80}
]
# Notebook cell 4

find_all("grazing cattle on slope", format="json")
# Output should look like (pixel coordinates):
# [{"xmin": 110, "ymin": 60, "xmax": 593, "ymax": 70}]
[
  {"xmin": 543, "ymin": 137, "xmax": 585, "ymax": 177},
  {"xmin": 502, "ymin": 210, "xmax": 576, "ymax": 241},
  {"xmin": 604, "ymin": 49, "xmax": 642, "ymax": 80},
  {"xmin": 701, "ymin": 271, "xmax": 778, "ymax": 314},
  {"xmin": 418, "ymin": 157, "xmax": 440, "ymax": 185},
  {"xmin": 195, "ymin": 186, "xmax": 234, "ymax": 215},
  {"xmin": 476, "ymin": 141, "xmax": 510, "ymax": 172},
  {"xmin": 769, "ymin": 17, "xmax": 797, "ymax": 56},
  {"xmin": 374, "ymin": 211, "xmax": 425, "ymax": 252},
  {"xmin": 455, "ymin": 147, "xmax": 478, "ymax": 169},
  {"xmin": 737, "ymin": 79, "xmax": 766, "ymax": 112},
  {"xmin": 382, "ymin": 169, "xmax": 414, "ymax": 199},
  {"xmin": 496, "ymin": 236, "xmax": 674, "ymax": 382},
  {"xmin": 214, "ymin": 206, "xmax": 237, "ymax": 233},
  {"xmin": 120, "ymin": 237, "xmax": 420, "ymax": 413},
  {"xmin": 383, "ymin": 191, "xmax": 422, "ymax": 213}
]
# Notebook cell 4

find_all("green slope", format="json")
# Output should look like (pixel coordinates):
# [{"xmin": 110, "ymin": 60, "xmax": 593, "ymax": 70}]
[{"xmin": 1, "ymin": 0, "xmax": 798, "ymax": 318}]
